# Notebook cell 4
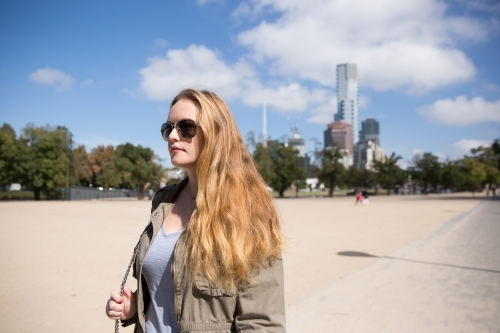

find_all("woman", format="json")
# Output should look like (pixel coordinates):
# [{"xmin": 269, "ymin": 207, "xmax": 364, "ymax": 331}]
[{"xmin": 106, "ymin": 88, "xmax": 286, "ymax": 333}]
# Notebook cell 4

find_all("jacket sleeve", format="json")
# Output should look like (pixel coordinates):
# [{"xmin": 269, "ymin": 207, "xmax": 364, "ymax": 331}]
[{"xmin": 234, "ymin": 257, "xmax": 286, "ymax": 332}]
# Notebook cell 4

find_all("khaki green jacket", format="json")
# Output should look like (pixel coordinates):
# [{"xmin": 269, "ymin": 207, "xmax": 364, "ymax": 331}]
[{"xmin": 123, "ymin": 179, "xmax": 286, "ymax": 332}]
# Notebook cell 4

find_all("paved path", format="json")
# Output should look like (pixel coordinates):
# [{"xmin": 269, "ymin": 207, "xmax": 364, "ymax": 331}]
[{"xmin": 287, "ymin": 199, "xmax": 500, "ymax": 332}]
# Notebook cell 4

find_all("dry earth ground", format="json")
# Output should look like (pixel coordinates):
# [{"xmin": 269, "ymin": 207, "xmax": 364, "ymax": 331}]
[{"xmin": 0, "ymin": 193, "xmax": 485, "ymax": 332}]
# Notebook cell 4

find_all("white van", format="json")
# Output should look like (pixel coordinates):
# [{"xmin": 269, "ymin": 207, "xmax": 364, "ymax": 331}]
[{"xmin": 9, "ymin": 183, "xmax": 21, "ymax": 191}]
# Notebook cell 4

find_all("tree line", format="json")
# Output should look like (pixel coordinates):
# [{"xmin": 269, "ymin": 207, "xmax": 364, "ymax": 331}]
[
  {"xmin": 2, "ymin": 122, "xmax": 499, "ymax": 200},
  {"xmin": 0, "ymin": 123, "xmax": 163, "ymax": 200},
  {"xmin": 249, "ymin": 133, "xmax": 500, "ymax": 197}
]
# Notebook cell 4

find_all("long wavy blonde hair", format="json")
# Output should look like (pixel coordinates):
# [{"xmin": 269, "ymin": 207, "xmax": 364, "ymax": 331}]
[{"xmin": 171, "ymin": 88, "xmax": 283, "ymax": 291}]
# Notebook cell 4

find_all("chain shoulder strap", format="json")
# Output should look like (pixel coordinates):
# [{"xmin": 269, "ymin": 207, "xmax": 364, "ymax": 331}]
[{"xmin": 114, "ymin": 223, "xmax": 150, "ymax": 333}]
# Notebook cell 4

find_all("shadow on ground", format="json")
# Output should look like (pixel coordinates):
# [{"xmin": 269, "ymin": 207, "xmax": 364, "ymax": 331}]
[{"xmin": 337, "ymin": 251, "xmax": 500, "ymax": 274}]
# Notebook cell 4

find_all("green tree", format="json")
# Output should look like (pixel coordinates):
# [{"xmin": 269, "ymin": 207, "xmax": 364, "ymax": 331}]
[
  {"xmin": 89, "ymin": 145, "xmax": 120, "ymax": 188},
  {"xmin": 317, "ymin": 146, "xmax": 346, "ymax": 197},
  {"xmin": 460, "ymin": 157, "xmax": 486, "ymax": 195},
  {"xmin": 372, "ymin": 152, "xmax": 403, "ymax": 195},
  {"xmin": 306, "ymin": 163, "xmax": 321, "ymax": 179},
  {"xmin": 345, "ymin": 165, "xmax": 374, "ymax": 191},
  {"xmin": 491, "ymin": 139, "xmax": 500, "ymax": 170},
  {"xmin": 115, "ymin": 143, "xmax": 163, "ymax": 199},
  {"xmin": 269, "ymin": 143, "xmax": 305, "ymax": 197},
  {"xmin": 410, "ymin": 152, "xmax": 443, "ymax": 194},
  {"xmin": 482, "ymin": 164, "xmax": 500, "ymax": 196},
  {"xmin": 20, "ymin": 124, "xmax": 71, "ymax": 200},
  {"xmin": 441, "ymin": 160, "xmax": 466, "ymax": 192},
  {"xmin": 470, "ymin": 143, "xmax": 500, "ymax": 196},
  {"xmin": 71, "ymin": 145, "xmax": 93, "ymax": 186},
  {"xmin": 0, "ymin": 123, "xmax": 22, "ymax": 187},
  {"xmin": 252, "ymin": 143, "xmax": 275, "ymax": 185}
]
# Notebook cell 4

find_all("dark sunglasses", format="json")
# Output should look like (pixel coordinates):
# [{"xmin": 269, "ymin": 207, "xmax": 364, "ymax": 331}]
[{"xmin": 161, "ymin": 119, "xmax": 199, "ymax": 141}]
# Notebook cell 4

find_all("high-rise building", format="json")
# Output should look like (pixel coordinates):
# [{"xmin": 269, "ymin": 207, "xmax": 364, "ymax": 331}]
[
  {"xmin": 354, "ymin": 140, "xmax": 385, "ymax": 170},
  {"xmin": 359, "ymin": 118, "xmax": 380, "ymax": 146},
  {"xmin": 324, "ymin": 121, "xmax": 353, "ymax": 155},
  {"xmin": 335, "ymin": 63, "xmax": 359, "ymax": 145},
  {"xmin": 288, "ymin": 127, "xmax": 308, "ymax": 169}
]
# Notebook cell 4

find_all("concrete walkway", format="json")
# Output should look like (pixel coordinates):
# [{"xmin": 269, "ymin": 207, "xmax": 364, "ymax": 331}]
[{"xmin": 287, "ymin": 199, "xmax": 500, "ymax": 332}]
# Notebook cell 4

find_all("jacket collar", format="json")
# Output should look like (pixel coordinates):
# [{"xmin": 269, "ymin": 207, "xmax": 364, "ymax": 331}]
[
  {"xmin": 164, "ymin": 176, "xmax": 189, "ymax": 203},
  {"xmin": 151, "ymin": 177, "xmax": 190, "ymax": 236}
]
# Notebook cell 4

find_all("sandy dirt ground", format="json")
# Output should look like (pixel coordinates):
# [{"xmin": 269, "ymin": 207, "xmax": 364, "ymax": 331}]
[{"xmin": 0, "ymin": 192, "xmax": 487, "ymax": 333}]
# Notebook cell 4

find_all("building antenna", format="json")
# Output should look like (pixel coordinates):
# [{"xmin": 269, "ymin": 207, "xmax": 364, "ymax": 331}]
[
  {"xmin": 263, "ymin": 90, "xmax": 267, "ymax": 148},
  {"xmin": 286, "ymin": 111, "xmax": 299, "ymax": 137}
]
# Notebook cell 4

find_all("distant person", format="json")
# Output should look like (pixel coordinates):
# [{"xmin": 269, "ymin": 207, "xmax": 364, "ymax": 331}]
[
  {"xmin": 362, "ymin": 190, "xmax": 369, "ymax": 205},
  {"xmin": 105, "ymin": 88, "xmax": 286, "ymax": 333},
  {"xmin": 355, "ymin": 189, "xmax": 363, "ymax": 205}
]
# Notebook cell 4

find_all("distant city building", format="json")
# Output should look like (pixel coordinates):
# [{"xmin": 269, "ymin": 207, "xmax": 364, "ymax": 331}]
[
  {"xmin": 323, "ymin": 146, "xmax": 353, "ymax": 169},
  {"xmin": 335, "ymin": 63, "xmax": 359, "ymax": 145},
  {"xmin": 354, "ymin": 140, "xmax": 385, "ymax": 170},
  {"xmin": 339, "ymin": 149, "xmax": 354, "ymax": 169},
  {"xmin": 166, "ymin": 168, "xmax": 184, "ymax": 181},
  {"xmin": 288, "ymin": 127, "xmax": 308, "ymax": 169},
  {"xmin": 359, "ymin": 118, "xmax": 380, "ymax": 146},
  {"xmin": 323, "ymin": 121, "xmax": 353, "ymax": 155},
  {"xmin": 288, "ymin": 127, "xmax": 305, "ymax": 158}
]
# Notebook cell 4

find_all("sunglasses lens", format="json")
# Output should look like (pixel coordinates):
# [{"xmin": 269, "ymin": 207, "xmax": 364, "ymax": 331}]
[
  {"xmin": 177, "ymin": 119, "xmax": 198, "ymax": 138},
  {"xmin": 161, "ymin": 120, "xmax": 198, "ymax": 140},
  {"xmin": 161, "ymin": 123, "xmax": 174, "ymax": 141}
]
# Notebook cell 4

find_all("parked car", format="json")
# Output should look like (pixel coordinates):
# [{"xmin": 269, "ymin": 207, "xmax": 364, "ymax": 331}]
[{"xmin": 9, "ymin": 183, "xmax": 21, "ymax": 191}]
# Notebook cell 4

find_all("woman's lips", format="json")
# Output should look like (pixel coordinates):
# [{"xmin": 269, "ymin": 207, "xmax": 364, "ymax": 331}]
[{"xmin": 170, "ymin": 146, "xmax": 183, "ymax": 153}]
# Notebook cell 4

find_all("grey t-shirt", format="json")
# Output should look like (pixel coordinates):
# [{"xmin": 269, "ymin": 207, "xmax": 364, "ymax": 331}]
[{"xmin": 142, "ymin": 227, "xmax": 183, "ymax": 333}]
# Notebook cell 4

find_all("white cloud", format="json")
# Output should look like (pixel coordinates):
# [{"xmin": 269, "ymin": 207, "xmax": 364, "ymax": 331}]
[
  {"xmin": 451, "ymin": 138, "xmax": 492, "ymax": 158},
  {"xmin": 196, "ymin": 0, "xmax": 222, "ymax": 5},
  {"xmin": 138, "ymin": 44, "xmax": 256, "ymax": 101},
  {"xmin": 359, "ymin": 96, "xmax": 371, "ymax": 109},
  {"xmin": 412, "ymin": 148, "xmax": 424, "ymax": 156},
  {"xmin": 28, "ymin": 67, "xmax": 75, "ymax": 91},
  {"xmin": 418, "ymin": 95, "xmax": 500, "ymax": 126},
  {"xmin": 232, "ymin": 2, "xmax": 254, "ymax": 19},
  {"xmin": 137, "ymin": 44, "xmax": 332, "ymax": 117},
  {"xmin": 236, "ymin": 0, "xmax": 484, "ymax": 92},
  {"xmin": 154, "ymin": 38, "xmax": 169, "ymax": 48},
  {"xmin": 484, "ymin": 82, "xmax": 499, "ymax": 91},
  {"xmin": 242, "ymin": 84, "xmax": 328, "ymax": 112},
  {"xmin": 307, "ymin": 96, "xmax": 337, "ymax": 124},
  {"xmin": 81, "ymin": 79, "xmax": 93, "ymax": 88}
]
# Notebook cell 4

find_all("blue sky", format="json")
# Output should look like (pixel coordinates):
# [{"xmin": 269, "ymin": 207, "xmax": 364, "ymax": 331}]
[{"xmin": 1, "ymin": 0, "xmax": 499, "ymax": 169}]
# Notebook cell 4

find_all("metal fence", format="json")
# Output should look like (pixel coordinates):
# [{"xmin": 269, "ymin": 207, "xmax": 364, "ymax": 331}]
[{"xmin": 70, "ymin": 186, "xmax": 139, "ymax": 201}]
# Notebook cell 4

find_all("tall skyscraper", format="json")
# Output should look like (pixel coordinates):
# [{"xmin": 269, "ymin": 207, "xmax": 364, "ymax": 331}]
[
  {"xmin": 324, "ymin": 121, "xmax": 353, "ymax": 155},
  {"xmin": 335, "ymin": 63, "xmax": 359, "ymax": 145},
  {"xmin": 359, "ymin": 118, "xmax": 380, "ymax": 146}
]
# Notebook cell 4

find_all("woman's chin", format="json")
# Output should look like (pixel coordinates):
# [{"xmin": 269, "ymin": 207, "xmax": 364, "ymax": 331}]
[{"xmin": 170, "ymin": 157, "xmax": 195, "ymax": 170}]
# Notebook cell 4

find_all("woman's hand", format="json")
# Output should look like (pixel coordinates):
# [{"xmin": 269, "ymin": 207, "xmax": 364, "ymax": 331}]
[{"xmin": 105, "ymin": 285, "xmax": 137, "ymax": 321}]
